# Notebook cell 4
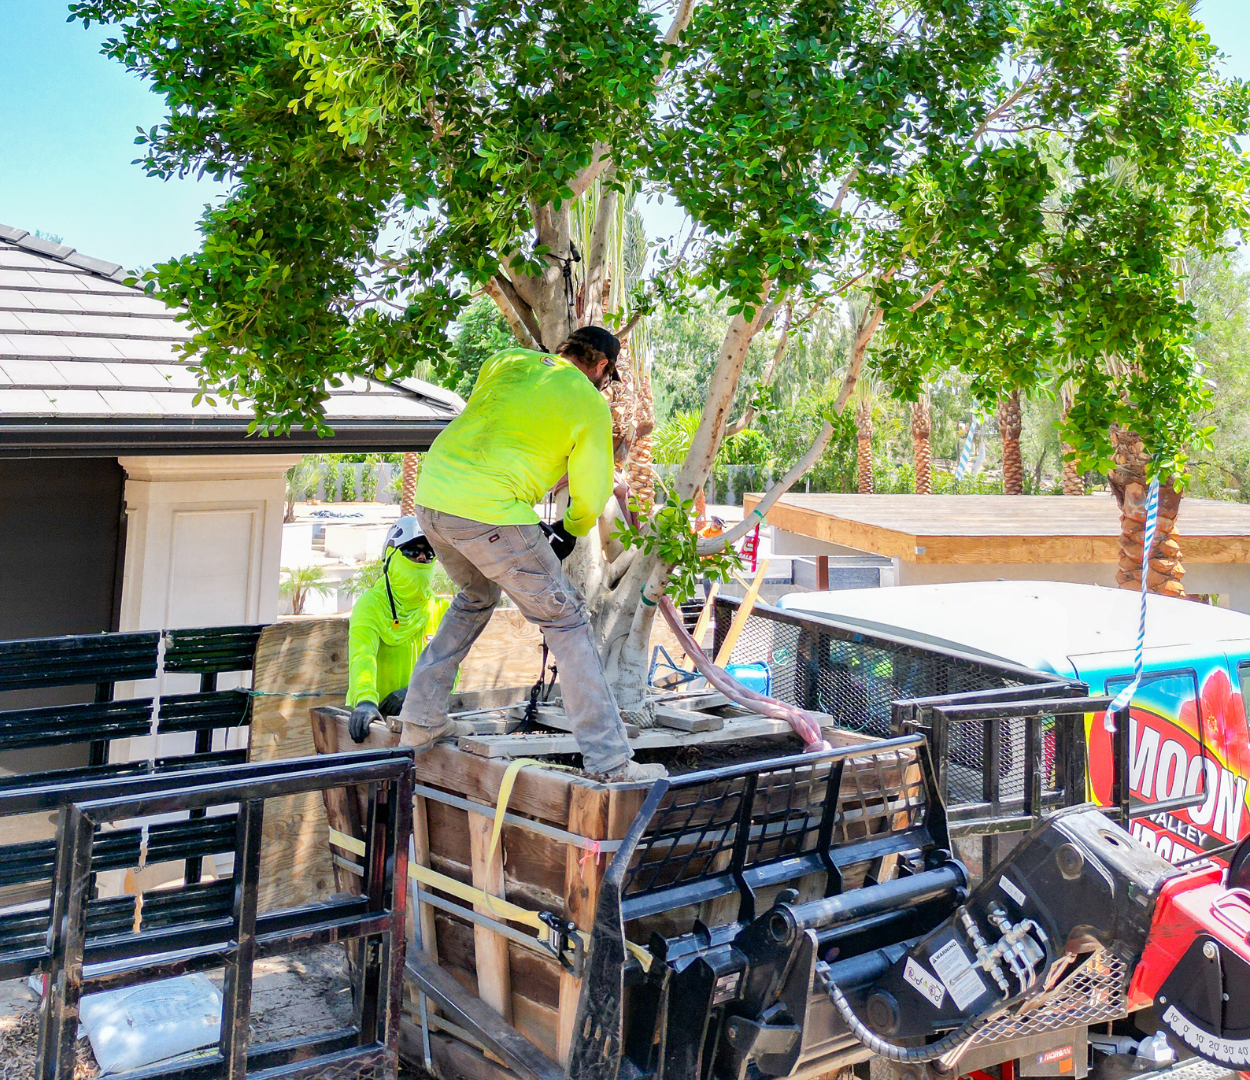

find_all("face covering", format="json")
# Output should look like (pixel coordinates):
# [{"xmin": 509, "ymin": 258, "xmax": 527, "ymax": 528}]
[{"xmin": 382, "ymin": 550, "xmax": 435, "ymax": 627}]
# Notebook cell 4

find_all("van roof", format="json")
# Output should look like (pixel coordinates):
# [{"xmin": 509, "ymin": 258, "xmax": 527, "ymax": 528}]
[{"xmin": 777, "ymin": 581, "xmax": 1250, "ymax": 676}]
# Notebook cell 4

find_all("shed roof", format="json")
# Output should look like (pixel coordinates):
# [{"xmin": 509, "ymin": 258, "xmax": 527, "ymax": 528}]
[
  {"xmin": 0, "ymin": 224, "xmax": 462, "ymax": 456},
  {"xmin": 744, "ymin": 492, "xmax": 1250, "ymax": 564}
]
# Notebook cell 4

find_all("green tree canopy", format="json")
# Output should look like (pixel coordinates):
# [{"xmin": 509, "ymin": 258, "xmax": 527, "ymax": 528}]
[{"xmin": 72, "ymin": 0, "xmax": 1250, "ymax": 485}]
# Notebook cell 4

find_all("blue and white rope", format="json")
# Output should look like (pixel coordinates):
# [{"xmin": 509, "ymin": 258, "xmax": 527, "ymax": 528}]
[
  {"xmin": 954, "ymin": 418, "xmax": 980, "ymax": 481},
  {"xmin": 1105, "ymin": 476, "xmax": 1161, "ymax": 731}
]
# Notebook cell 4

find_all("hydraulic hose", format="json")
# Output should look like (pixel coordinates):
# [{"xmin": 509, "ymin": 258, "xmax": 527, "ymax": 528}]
[
  {"xmin": 658, "ymin": 595, "xmax": 831, "ymax": 749},
  {"xmin": 822, "ymin": 974, "xmax": 1002, "ymax": 1064}
]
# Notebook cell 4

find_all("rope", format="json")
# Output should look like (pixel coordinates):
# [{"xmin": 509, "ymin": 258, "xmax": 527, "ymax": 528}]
[
  {"xmin": 954, "ymin": 418, "xmax": 981, "ymax": 481},
  {"xmin": 1105, "ymin": 476, "xmax": 1161, "ymax": 731},
  {"xmin": 235, "ymin": 688, "xmax": 341, "ymax": 700}
]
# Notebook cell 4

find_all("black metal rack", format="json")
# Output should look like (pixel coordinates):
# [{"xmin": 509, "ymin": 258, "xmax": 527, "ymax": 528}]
[{"xmin": 34, "ymin": 750, "xmax": 413, "ymax": 1080}]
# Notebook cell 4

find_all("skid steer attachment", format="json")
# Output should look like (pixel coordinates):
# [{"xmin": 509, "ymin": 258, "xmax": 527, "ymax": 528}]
[{"xmin": 566, "ymin": 728, "xmax": 1250, "ymax": 1080}]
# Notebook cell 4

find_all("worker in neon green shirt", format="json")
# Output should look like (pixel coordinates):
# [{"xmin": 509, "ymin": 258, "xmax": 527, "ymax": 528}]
[
  {"xmin": 397, "ymin": 325, "xmax": 663, "ymax": 783},
  {"xmin": 346, "ymin": 518, "xmax": 450, "ymax": 742}
]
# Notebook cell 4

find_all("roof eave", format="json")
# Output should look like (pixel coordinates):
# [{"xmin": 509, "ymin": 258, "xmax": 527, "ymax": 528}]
[{"xmin": 0, "ymin": 417, "xmax": 451, "ymax": 458}]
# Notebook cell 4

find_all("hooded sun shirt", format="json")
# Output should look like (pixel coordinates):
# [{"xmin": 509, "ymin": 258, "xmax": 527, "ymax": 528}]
[
  {"xmin": 346, "ymin": 553, "xmax": 450, "ymax": 708},
  {"xmin": 414, "ymin": 347, "xmax": 614, "ymax": 536}
]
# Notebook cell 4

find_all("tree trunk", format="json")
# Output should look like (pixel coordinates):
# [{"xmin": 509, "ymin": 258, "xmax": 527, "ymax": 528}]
[
  {"xmin": 999, "ymin": 390, "xmax": 1023, "ymax": 495},
  {"xmin": 1059, "ymin": 384, "xmax": 1085, "ymax": 496},
  {"xmin": 911, "ymin": 397, "xmax": 932, "ymax": 495},
  {"xmin": 855, "ymin": 400, "xmax": 874, "ymax": 494},
  {"xmin": 1061, "ymin": 457, "xmax": 1085, "ymax": 496},
  {"xmin": 400, "ymin": 452, "xmax": 419, "ymax": 515},
  {"xmin": 629, "ymin": 365, "xmax": 656, "ymax": 512},
  {"xmin": 1108, "ymin": 425, "xmax": 1186, "ymax": 597}
]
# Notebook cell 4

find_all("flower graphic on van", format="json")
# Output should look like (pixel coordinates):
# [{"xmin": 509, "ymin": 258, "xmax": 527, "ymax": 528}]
[{"xmin": 1180, "ymin": 667, "xmax": 1250, "ymax": 778}]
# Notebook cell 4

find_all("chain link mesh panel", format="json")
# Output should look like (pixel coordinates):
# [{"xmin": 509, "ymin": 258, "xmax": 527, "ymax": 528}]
[{"xmin": 710, "ymin": 598, "xmax": 1065, "ymax": 823}]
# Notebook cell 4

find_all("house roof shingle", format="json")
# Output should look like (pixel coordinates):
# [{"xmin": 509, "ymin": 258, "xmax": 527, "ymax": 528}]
[{"xmin": 0, "ymin": 224, "xmax": 463, "ymax": 456}]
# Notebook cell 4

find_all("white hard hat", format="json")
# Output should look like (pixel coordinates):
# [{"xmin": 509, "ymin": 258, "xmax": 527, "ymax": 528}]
[{"xmin": 384, "ymin": 516, "xmax": 435, "ymax": 563}]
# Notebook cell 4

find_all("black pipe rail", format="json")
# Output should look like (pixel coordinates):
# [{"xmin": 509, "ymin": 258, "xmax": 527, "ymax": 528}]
[{"xmin": 35, "ymin": 750, "xmax": 412, "ymax": 1080}]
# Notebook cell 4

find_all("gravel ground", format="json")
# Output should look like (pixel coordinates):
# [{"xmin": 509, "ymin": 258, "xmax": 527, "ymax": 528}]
[{"xmin": 0, "ymin": 945, "xmax": 359, "ymax": 1080}]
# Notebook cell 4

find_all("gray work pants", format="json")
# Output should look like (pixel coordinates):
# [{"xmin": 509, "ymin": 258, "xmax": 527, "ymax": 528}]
[{"xmin": 397, "ymin": 507, "xmax": 633, "ymax": 776}]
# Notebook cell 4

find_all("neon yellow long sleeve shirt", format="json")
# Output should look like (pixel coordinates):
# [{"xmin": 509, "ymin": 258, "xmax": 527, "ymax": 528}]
[
  {"xmin": 347, "ymin": 555, "xmax": 450, "ymax": 708},
  {"xmin": 415, "ymin": 347, "xmax": 613, "ymax": 537}
]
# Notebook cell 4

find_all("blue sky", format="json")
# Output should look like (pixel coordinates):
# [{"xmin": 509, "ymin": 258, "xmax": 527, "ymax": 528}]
[{"xmin": 2, "ymin": 1, "xmax": 1248, "ymax": 271}]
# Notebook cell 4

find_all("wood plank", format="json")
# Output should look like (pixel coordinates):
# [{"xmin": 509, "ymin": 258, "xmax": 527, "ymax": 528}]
[
  {"xmin": 682, "ymin": 581, "xmax": 719, "ymax": 670},
  {"xmin": 714, "ymin": 561, "xmax": 770, "ymax": 666},
  {"xmin": 412, "ymin": 793, "xmax": 440, "ymax": 963},
  {"xmin": 405, "ymin": 952, "xmax": 562, "ymax": 1080},
  {"xmin": 556, "ymin": 784, "xmax": 611, "ymax": 1065},
  {"xmin": 249, "ymin": 618, "xmax": 348, "ymax": 911},
  {"xmin": 469, "ymin": 802, "xmax": 514, "ymax": 1024},
  {"xmin": 459, "ymin": 609, "xmax": 547, "ymax": 693},
  {"xmin": 414, "ymin": 744, "xmax": 582, "ymax": 827},
  {"xmin": 458, "ymin": 713, "xmax": 796, "ymax": 759},
  {"xmin": 309, "ymin": 708, "xmax": 364, "ymax": 899},
  {"xmin": 652, "ymin": 705, "xmax": 723, "ymax": 733}
]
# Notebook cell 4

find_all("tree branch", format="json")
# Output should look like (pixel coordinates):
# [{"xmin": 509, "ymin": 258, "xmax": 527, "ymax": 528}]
[
  {"xmin": 569, "ymin": 142, "xmax": 613, "ymax": 201},
  {"xmin": 583, "ymin": 170, "xmax": 618, "ymax": 328},
  {"xmin": 697, "ymin": 419, "xmax": 834, "ymax": 554},
  {"xmin": 832, "ymin": 168, "xmax": 857, "ymax": 212},
  {"xmin": 908, "ymin": 278, "xmax": 946, "ymax": 312},
  {"xmin": 618, "ymin": 222, "xmax": 698, "ymax": 341},
  {"xmin": 725, "ymin": 302, "xmax": 791, "ymax": 437},
  {"xmin": 970, "ymin": 67, "xmax": 1043, "ymax": 144},
  {"xmin": 673, "ymin": 284, "xmax": 774, "ymax": 502},
  {"xmin": 484, "ymin": 277, "xmax": 540, "ymax": 351},
  {"xmin": 832, "ymin": 300, "xmax": 884, "ymax": 414},
  {"xmin": 492, "ymin": 274, "xmax": 545, "ymax": 348}
]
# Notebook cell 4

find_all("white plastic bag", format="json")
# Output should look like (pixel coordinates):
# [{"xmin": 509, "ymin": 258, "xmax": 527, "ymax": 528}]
[{"xmin": 79, "ymin": 974, "xmax": 222, "ymax": 1074}]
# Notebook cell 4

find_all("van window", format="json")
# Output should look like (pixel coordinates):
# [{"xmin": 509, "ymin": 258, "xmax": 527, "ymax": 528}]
[
  {"xmin": 1237, "ymin": 662, "xmax": 1250, "ymax": 708},
  {"xmin": 1103, "ymin": 668, "xmax": 1221, "ymax": 863},
  {"xmin": 1104, "ymin": 670, "xmax": 1200, "ymax": 723}
]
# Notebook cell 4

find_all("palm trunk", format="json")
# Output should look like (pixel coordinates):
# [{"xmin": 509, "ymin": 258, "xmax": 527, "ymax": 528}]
[
  {"xmin": 999, "ymin": 390, "xmax": 1023, "ymax": 495},
  {"xmin": 911, "ymin": 397, "xmax": 932, "ymax": 495},
  {"xmin": 628, "ymin": 365, "xmax": 656, "ymax": 512},
  {"xmin": 400, "ymin": 452, "xmax": 419, "ymax": 514},
  {"xmin": 1108, "ymin": 425, "xmax": 1186, "ymax": 597},
  {"xmin": 855, "ymin": 400, "xmax": 874, "ymax": 494},
  {"xmin": 1059, "ymin": 385, "xmax": 1085, "ymax": 496}
]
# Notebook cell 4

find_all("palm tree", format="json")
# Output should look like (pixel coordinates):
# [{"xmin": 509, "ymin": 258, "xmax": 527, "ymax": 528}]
[
  {"xmin": 1058, "ymin": 382, "xmax": 1085, "ymax": 495},
  {"xmin": 280, "ymin": 565, "xmax": 335, "ymax": 615},
  {"xmin": 911, "ymin": 394, "xmax": 932, "ymax": 494},
  {"xmin": 1108, "ymin": 426, "xmax": 1186, "ymax": 597},
  {"xmin": 998, "ymin": 390, "xmax": 1024, "ymax": 494},
  {"xmin": 853, "ymin": 381, "xmax": 875, "ymax": 494},
  {"xmin": 399, "ymin": 453, "xmax": 419, "ymax": 514}
]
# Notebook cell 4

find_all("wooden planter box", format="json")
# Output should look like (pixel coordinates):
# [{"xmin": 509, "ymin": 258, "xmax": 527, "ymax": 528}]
[
  {"xmin": 310, "ymin": 701, "xmax": 913, "ymax": 1080},
  {"xmin": 312, "ymin": 704, "xmax": 648, "ymax": 1077}
]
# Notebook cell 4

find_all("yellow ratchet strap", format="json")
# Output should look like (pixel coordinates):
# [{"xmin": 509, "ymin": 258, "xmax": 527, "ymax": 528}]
[{"xmin": 327, "ymin": 757, "xmax": 653, "ymax": 972}]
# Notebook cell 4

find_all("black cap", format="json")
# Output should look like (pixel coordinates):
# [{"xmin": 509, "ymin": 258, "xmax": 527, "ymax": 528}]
[{"xmin": 568, "ymin": 325, "xmax": 621, "ymax": 362}]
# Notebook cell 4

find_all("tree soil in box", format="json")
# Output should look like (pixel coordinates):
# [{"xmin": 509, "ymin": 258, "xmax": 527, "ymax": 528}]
[{"xmin": 310, "ymin": 701, "xmax": 912, "ymax": 1080}]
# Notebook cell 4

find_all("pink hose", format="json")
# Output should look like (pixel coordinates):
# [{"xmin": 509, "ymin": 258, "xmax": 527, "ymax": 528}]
[{"xmin": 658, "ymin": 595, "xmax": 833, "ymax": 752}]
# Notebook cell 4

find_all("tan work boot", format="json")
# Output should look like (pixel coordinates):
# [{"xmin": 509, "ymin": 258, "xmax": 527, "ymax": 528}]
[
  {"xmin": 399, "ymin": 718, "xmax": 458, "ymax": 751},
  {"xmin": 592, "ymin": 761, "xmax": 667, "ymax": 784}
]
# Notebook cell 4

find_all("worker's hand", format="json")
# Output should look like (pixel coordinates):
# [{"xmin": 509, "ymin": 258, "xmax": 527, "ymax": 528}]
[
  {"xmin": 380, "ymin": 686, "xmax": 407, "ymax": 717},
  {"xmin": 349, "ymin": 701, "xmax": 382, "ymax": 743},
  {"xmin": 541, "ymin": 521, "xmax": 576, "ymax": 561}
]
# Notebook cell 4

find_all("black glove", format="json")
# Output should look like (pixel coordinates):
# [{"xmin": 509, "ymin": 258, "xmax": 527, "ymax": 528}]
[
  {"xmin": 541, "ymin": 520, "xmax": 576, "ymax": 561},
  {"xmin": 380, "ymin": 686, "xmax": 407, "ymax": 717},
  {"xmin": 349, "ymin": 701, "xmax": 382, "ymax": 743}
]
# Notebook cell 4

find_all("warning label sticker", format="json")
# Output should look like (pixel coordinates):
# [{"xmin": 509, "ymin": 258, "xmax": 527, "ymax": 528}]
[
  {"xmin": 903, "ymin": 958, "xmax": 946, "ymax": 1009},
  {"xmin": 929, "ymin": 939, "xmax": 988, "ymax": 1011},
  {"xmin": 1000, "ymin": 875, "xmax": 1027, "ymax": 907},
  {"xmin": 713, "ymin": 971, "xmax": 741, "ymax": 1005}
]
